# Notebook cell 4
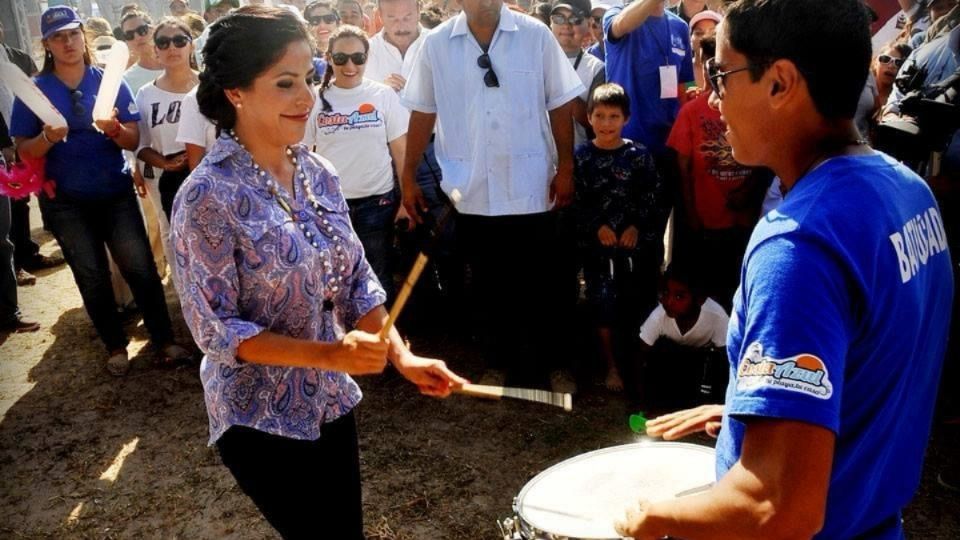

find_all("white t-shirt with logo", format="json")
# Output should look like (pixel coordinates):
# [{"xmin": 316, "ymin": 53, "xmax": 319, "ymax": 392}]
[
  {"xmin": 303, "ymin": 79, "xmax": 409, "ymax": 199},
  {"xmin": 175, "ymin": 86, "xmax": 217, "ymax": 151},
  {"xmin": 639, "ymin": 297, "xmax": 729, "ymax": 348},
  {"xmin": 136, "ymin": 82, "xmax": 194, "ymax": 157}
]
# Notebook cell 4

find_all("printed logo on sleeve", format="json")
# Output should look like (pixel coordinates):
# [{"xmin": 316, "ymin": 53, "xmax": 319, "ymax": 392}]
[{"xmin": 736, "ymin": 342, "xmax": 833, "ymax": 399}]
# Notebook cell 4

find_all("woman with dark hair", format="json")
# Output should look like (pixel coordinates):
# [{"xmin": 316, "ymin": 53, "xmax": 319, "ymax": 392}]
[
  {"xmin": 135, "ymin": 16, "xmax": 198, "ymax": 271},
  {"xmin": 171, "ymin": 7, "xmax": 465, "ymax": 538},
  {"xmin": 855, "ymin": 40, "xmax": 912, "ymax": 141},
  {"xmin": 303, "ymin": 1, "xmax": 339, "ymax": 83},
  {"xmin": 304, "ymin": 25, "xmax": 409, "ymax": 300},
  {"xmin": 10, "ymin": 6, "xmax": 190, "ymax": 375}
]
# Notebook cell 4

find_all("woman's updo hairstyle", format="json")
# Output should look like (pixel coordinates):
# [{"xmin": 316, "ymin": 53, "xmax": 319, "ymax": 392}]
[{"xmin": 197, "ymin": 5, "xmax": 312, "ymax": 132}]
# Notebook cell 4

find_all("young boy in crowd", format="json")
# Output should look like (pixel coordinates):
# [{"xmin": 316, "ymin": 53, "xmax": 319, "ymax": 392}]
[
  {"xmin": 575, "ymin": 83, "xmax": 670, "ymax": 392},
  {"xmin": 637, "ymin": 263, "xmax": 729, "ymax": 406}
]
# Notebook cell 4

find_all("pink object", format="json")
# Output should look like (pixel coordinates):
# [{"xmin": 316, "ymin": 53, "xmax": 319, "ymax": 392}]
[{"xmin": 0, "ymin": 157, "xmax": 55, "ymax": 200}]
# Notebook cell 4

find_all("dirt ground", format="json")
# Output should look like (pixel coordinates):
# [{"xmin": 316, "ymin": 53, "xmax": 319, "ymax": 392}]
[{"xmin": 1, "ymin": 211, "xmax": 959, "ymax": 539}]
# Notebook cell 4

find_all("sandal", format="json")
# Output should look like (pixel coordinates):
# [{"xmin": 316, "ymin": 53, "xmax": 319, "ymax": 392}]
[{"xmin": 106, "ymin": 348, "xmax": 131, "ymax": 376}]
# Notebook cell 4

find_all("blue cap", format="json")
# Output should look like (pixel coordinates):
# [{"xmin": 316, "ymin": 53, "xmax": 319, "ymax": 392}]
[{"xmin": 41, "ymin": 6, "xmax": 82, "ymax": 40}]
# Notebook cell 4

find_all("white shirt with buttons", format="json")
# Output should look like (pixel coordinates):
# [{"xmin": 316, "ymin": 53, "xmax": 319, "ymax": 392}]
[
  {"xmin": 401, "ymin": 5, "xmax": 585, "ymax": 217},
  {"xmin": 364, "ymin": 27, "xmax": 428, "ymax": 85}
]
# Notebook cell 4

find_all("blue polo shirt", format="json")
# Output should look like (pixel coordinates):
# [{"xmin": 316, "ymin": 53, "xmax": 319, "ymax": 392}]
[
  {"xmin": 718, "ymin": 153, "xmax": 953, "ymax": 539},
  {"xmin": 10, "ymin": 65, "xmax": 140, "ymax": 200},
  {"xmin": 603, "ymin": 7, "xmax": 693, "ymax": 154}
]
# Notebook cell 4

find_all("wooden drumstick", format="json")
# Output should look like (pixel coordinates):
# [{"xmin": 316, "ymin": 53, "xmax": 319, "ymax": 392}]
[
  {"xmin": 379, "ymin": 189, "xmax": 462, "ymax": 339},
  {"xmin": 456, "ymin": 383, "xmax": 574, "ymax": 412}
]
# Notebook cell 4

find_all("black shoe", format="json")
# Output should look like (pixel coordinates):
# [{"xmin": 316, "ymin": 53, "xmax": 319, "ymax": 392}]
[
  {"xmin": 15, "ymin": 269, "xmax": 36, "ymax": 286},
  {"xmin": 22, "ymin": 253, "xmax": 65, "ymax": 271},
  {"xmin": 0, "ymin": 316, "xmax": 41, "ymax": 334}
]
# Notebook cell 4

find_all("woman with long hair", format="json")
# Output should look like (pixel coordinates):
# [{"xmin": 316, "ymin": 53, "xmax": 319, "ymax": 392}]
[
  {"xmin": 171, "ymin": 7, "xmax": 464, "ymax": 538},
  {"xmin": 10, "ymin": 6, "xmax": 190, "ymax": 375},
  {"xmin": 304, "ymin": 25, "xmax": 409, "ymax": 300},
  {"xmin": 304, "ymin": 0, "xmax": 340, "ymax": 80}
]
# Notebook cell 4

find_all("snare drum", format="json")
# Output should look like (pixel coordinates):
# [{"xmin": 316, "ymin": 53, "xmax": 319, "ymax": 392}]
[{"xmin": 501, "ymin": 442, "xmax": 715, "ymax": 540}]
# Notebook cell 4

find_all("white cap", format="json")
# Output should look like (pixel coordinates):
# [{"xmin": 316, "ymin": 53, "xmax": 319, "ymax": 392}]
[{"xmin": 591, "ymin": 0, "xmax": 624, "ymax": 12}]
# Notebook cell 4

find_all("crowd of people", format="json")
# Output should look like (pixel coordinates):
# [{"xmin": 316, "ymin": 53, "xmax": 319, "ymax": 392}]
[{"xmin": 0, "ymin": 0, "xmax": 957, "ymax": 538}]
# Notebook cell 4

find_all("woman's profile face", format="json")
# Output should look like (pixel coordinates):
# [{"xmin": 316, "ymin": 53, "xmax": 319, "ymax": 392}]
[
  {"xmin": 328, "ymin": 36, "xmax": 367, "ymax": 88},
  {"xmin": 232, "ymin": 39, "xmax": 317, "ymax": 147}
]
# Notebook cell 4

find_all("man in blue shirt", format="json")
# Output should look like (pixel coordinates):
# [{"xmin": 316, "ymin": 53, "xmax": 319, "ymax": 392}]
[
  {"xmin": 618, "ymin": 1, "xmax": 953, "ymax": 538},
  {"xmin": 603, "ymin": 0, "xmax": 694, "ymax": 154}
]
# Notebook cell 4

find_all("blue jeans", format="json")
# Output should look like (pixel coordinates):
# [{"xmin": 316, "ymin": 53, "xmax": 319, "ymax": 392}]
[
  {"xmin": 346, "ymin": 188, "xmax": 398, "ymax": 300},
  {"xmin": 39, "ymin": 191, "xmax": 173, "ymax": 351}
]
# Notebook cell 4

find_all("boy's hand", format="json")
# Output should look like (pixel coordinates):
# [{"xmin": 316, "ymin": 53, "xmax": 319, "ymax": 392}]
[
  {"xmin": 598, "ymin": 225, "xmax": 617, "ymax": 247},
  {"xmin": 619, "ymin": 226, "xmax": 639, "ymax": 249}
]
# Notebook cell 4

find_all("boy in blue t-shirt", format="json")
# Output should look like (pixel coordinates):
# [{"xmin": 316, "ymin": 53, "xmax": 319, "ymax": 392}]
[
  {"xmin": 617, "ymin": 1, "xmax": 953, "ymax": 539},
  {"xmin": 574, "ymin": 83, "xmax": 669, "ymax": 392}
]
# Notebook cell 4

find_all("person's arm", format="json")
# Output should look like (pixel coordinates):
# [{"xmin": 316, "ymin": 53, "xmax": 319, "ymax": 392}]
[
  {"xmin": 137, "ymin": 147, "xmax": 186, "ymax": 171},
  {"xmin": 399, "ymin": 111, "xmax": 437, "ymax": 223},
  {"xmin": 14, "ymin": 127, "xmax": 67, "ymax": 159},
  {"xmin": 185, "ymin": 143, "xmax": 206, "ymax": 171},
  {"xmin": 236, "ymin": 328, "xmax": 389, "ymax": 373},
  {"xmin": 619, "ymin": 419, "xmax": 833, "ymax": 540},
  {"xmin": 94, "ymin": 114, "xmax": 139, "ymax": 151},
  {"xmin": 609, "ymin": 0, "xmax": 666, "ymax": 40},
  {"xmin": 354, "ymin": 305, "xmax": 467, "ymax": 396},
  {"xmin": 549, "ymin": 100, "xmax": 576, "ymax": 208},
  {"xmin": 676, "ymin": 152, "xmax": 701, "ymax": 230}
]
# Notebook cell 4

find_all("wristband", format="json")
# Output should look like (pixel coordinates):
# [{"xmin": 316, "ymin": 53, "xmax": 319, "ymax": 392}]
[{"xmin": 105, "ymin": 121, "xmax": 122, "ymax": 139}]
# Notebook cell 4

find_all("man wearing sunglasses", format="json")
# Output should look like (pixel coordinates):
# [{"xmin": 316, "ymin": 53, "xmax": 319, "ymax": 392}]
[
  {"xmin": 401, "ymin": 0, "xmax": 585, "ymax": 393},
  {"xmin": 615, "ymin": 1, "xmax": 952, "ymax": 539},
  {"xmin": 550, "ymin": 0, "xmax": 606, "ymax": 148},
  {"xmin": 604, "ymin": 0, "xmax": 695, "ymax": 157}
]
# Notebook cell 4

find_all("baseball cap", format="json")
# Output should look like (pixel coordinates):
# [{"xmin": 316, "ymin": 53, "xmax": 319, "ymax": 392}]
[
  {"xmin": 590, "ymin": 0, "xmax": 624, "ymax": 12},
  {"xmin": 41, "ymin": 6, "xmax": 82, "ymax": 40},
  {"xmin": 551, "ymin": 0, "xmax": 593, "ymax": 17},
  {"xmin": 688, "ymin": 10, "xmax": 723, "ymax": 31}
]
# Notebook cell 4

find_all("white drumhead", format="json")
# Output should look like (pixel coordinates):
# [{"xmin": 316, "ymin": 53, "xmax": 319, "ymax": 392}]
[{"xmin": 515, "ymin": 442, "xmax": 715, "ymax": 539}]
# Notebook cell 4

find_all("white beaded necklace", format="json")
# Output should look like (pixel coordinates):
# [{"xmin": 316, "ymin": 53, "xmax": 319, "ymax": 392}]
[{"xmin": 229, "ymin": 130, "xmax": 349, "ymax": 294}]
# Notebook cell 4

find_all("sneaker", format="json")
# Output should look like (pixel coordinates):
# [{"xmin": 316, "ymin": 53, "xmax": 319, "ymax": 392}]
[
  {"xmin": 938, "ymin": 468, "xmax": 960, "ymax": 493},
  {"xmin": 550, "ymin": 369, "xmax": 578, "ymax": 395},
  {"xmin": 22, "ymin": 253, "xmax": 65, "ymax": 271},
  {"xmin": 0, "ymin": 316, "xmax": 41, "ymax": 334},
  {"xmin": 15, "ymin": 269, "xmax": 36, "ymax": 286},
  {"xmin": 106, "ymin": 348, "xmax": 131, "ymax": 376},
  {"xmin": 477, "ymin": 369, "xmax": 506, "ymax": 387},
  {"xmin": 160, "ymin": 343, "xmax": 193, "ymax": 364}
]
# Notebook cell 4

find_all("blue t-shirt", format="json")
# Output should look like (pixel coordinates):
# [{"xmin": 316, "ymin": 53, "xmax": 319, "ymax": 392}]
[
  {"xmin": 718, "ymin": 153, "xmax": 953, "ymax": 539},
  {"xmin": 9, "ymin": 65, "xmax": 140, "ymax": 200},
  {"xmin": 602, "ymin": 8, "xmax": 694, "ymax": 154}
]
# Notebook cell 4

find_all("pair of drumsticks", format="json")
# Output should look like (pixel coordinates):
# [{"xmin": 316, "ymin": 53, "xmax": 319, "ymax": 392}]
[{"xmin": 377, "ymin": 190, "xmax": 574, "ymax": 413}]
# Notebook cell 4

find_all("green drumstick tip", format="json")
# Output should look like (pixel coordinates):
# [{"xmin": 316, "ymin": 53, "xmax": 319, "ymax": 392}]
[{"xmin": 629, "ymin": 413, "xmax": 647, "ymax": 434}]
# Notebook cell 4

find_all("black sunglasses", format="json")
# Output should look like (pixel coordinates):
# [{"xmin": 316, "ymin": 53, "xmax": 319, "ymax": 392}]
[
  {"xmin": 877, "ymin": 54, "xmax": 905, "ymax": 68},
  {"xmin": 477, "ymin": 53, "xmax": 499, "ymax": 88},
  {"xmin": 550, "ymin": 14, "xmax": 585, "ymax": 26},
  {"xmin": 705, "ymin": 57, "xmax": 751, "ymax": 99},
  {"xmin": 155, "ymin": 34, "xmax": 191, "ymax": 50},
  {"xmin": 70, "ymin": 89, "xmax": 85, "ymax": 117},
  {"xmin": 308, "ymin": 14, "xmax": 340, "ymax": 25},
  {"xmin": 122, "ymin": 24, "xmax": 151, "ymax": 41},
  {"xmin": 331, "ymin": 52, "xmax": 367, "ymax": 66}
]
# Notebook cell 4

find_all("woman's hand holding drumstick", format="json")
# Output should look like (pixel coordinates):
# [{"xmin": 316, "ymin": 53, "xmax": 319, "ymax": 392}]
[{"xmin": 644, "ymin": 404, "xmax": 725, "ymax": 440}]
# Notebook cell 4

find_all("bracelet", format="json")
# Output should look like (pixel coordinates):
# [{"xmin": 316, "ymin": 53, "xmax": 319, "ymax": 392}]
[
  {"xmin": 105, "ymin": 122, "xmax": 122, "ymax": 139},
  {"xmin": 41, "ymin": 131, "xmax": 53, "ymax": 144}
]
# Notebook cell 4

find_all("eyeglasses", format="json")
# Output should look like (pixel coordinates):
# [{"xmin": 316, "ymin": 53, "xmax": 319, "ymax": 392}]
[
  {"xmin": 155, "ymin": 34, "xmax": 191, "ymax": 50},
  {"xmin": 705, "ymin": 57, "xmax": 752, "ymax": 100},
  {"xmin": 877, "ymin": 54, "xmax": 905, "ymax": 68},
  {"xmin": 331, "ymin": 52, "xmax": 367, "ymax": 65},
  {"xmin": 122, "ymin": 24, "xmax": 150, "ymax": 41},
  {"xmin": 477, "ymin": 53, "xmax": 499, "ymax": 88},
  {"xmin": 550, "ymin": 14, "xmax": 585, "ymax": 26},
  {"xmin": 308, "ymin": 14, "xmax": 340, "ymax": 25},
  {"xmin": 70, "ymin": 89, "xmax": 85, "ymax": 117}
]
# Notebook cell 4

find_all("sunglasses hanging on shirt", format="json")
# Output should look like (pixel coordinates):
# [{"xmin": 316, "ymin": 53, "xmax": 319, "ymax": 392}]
[{"xmin": 477, "ymin": 53, "xmax": 500, "ymax": 88}]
